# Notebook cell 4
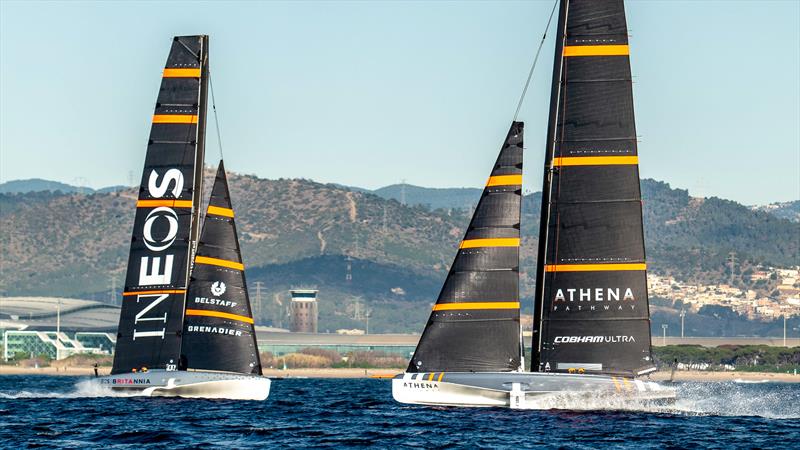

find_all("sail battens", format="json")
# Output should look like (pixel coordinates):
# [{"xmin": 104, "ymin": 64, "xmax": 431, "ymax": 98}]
[
  {"xmin": 152, "ymin": 114, "xmax": 199, "ymax": 124},
  {"xmin": 185, "ymin": 309, "xmax": 254, "ymax": 324},
  {"xmin": 459, "ymin": 238, "xmax": 520, "ymax": 249},
  {"xmin": 432, "ymin": 302, "xmax": 520, "ymax": 311},
  {"xmin": 207, "ymin": 205, "xmax": 234, "ymax": 217},
  {"xmin": 163, "ymin": 68, "xmax": 201, "ymax": 77},
  {"xmin": 195, "ymin": 255, "xmax": 244, "ymax": 271},
  {"xmin": 553, "ymin": 156, "xmax": 638, "ymax": 166},
  {"xmin": 122, "ymin": 289, "xmax": 186, "ymax": 297},
  {"xmin": 136, "ymin": 199, "xmax": 193, "ymax": 208},
  {"xmin": 563, "ymin": 44, "xmax": 629, "ymax": 57},
  {"xmin": 486, "ymin": 175, "xmax": 522, "ymax": 187},
  {"xmin": 545, "ymin": 263, "xmax": 646, "ymax": 272}
]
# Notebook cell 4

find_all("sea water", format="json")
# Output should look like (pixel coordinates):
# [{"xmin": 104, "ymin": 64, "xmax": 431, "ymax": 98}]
[{"xmin": 1, "ymin": 375, "xmax": 798, "ymax": 448}]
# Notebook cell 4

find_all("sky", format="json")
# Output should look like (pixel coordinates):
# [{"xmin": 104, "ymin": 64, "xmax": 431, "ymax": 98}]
[{"xmin": 1, "ymin": 0, "xmax": 798, "ymax": 205}]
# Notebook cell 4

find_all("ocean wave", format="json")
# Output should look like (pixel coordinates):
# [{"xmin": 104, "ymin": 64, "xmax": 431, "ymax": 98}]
[
  {"xmin": 0, "ymin": 380, "xmax": 142, "ymax": 399},
  {"xmin": 516, "ymin": 381, "xmax": 800, "ymax": 419}
]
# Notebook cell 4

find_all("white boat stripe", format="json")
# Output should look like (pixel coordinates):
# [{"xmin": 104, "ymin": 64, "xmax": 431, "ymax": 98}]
[{"xmin": 402, "ymin": 373, "xmax": 412, "ymax": 381}]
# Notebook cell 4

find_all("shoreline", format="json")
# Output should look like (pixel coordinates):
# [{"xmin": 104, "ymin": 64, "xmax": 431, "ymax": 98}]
[{"xmin": 1, "ymin": 366, "xmax": 798, "ymax": 382}]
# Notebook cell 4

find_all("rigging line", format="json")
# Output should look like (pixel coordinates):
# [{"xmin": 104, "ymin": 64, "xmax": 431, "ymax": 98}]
[
  {"xmin": 513, "ymin": 0, "xmax": 559, "ymax": 121},
  {"xmin": 209, "ymin": 73, "xmax": 224, "ymax": 160}
]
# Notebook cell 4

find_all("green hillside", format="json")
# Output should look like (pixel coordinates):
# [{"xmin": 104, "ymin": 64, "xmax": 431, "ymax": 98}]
[{"xmin": 1, "ymin": 174, "xmax": 797, "ymax": 332}]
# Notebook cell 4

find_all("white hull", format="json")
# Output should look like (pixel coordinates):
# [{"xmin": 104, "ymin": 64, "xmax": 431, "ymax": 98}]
[
  {"xmin": 92, "ymin": 369, "xmax": 271, "ymax": 401},
  {"xmin": 392, "ymin": 371, "xmax": 675, "ymax": 409}
]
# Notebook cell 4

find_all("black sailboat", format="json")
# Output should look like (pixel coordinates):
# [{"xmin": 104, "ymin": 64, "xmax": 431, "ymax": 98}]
[
  {"xmin": 96, "ymin": 36, "xmax": 270, "ymax": 400},
  {"xmin": 393, "ymin": 0, "xmax": 674, "ymax": 408}
]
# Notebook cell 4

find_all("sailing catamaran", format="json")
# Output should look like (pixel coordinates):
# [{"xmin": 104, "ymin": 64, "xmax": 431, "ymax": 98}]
[
  {"xmin": 393, "ymin": 0, "xmax": 675, "ymax": 408},
  {"xmin": 93, "ymin": 35, "xmax": 270, "ymax": 400}
]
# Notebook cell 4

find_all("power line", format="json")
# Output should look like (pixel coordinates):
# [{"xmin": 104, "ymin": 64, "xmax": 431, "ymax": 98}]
[{"xmin": 254, "ymin": 281, "xmax": 264, "ymax": 324}]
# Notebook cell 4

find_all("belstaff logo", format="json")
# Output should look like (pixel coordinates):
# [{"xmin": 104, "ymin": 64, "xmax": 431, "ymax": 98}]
[{"xmin": 211, "ymin": 281, "xmax": 226, "ymax": 297}]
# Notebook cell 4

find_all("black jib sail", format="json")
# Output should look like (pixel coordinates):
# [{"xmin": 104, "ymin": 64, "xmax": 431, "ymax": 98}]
[
  {"xmin": 408, "ymin": 122, "xmax": 524, "ymax": 373},
  {"xmin": 180, "ymin": 161, "xmax": 262, "ymax": 375},
  {"xmin": 112, "ymin": 36, "xmax": 209, "ymax": 374},
  {"xmin": 533, "ymin": 0, "xmax": 655, "ymax": 377}
]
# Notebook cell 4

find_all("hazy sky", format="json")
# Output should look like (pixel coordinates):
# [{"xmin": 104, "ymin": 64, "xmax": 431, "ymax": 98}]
[{"xmin": 1, "ymin": 0, "xmax": 798, "ymax": 204}]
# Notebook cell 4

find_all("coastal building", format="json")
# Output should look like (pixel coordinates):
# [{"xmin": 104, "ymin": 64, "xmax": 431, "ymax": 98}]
[
  {"xmin": 289, "ymin": 289, "xmax": 319, "ymax": 333},
  {"xmin": 647, "ymin": 272, "xmax": 800, "ymax": 320},
  {"xmin": 3, "ymin": 330, "xmax": 115, "ymax": 361},
  {"xmin": 0, "ymin": 297, "xmax": 118, "ymax": 361}
]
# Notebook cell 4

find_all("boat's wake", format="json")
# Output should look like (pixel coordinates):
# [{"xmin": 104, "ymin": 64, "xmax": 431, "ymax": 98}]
[
  {"xmin": 0, "ymin": 380, "xmax": 143, "ymax": 399},
  {"xmin": 521, "ymin": 382, "xmax": 800, "ymax": 419}
]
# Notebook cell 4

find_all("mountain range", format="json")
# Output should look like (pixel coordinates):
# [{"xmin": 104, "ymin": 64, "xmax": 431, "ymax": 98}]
[{"xmin": 0, "ymin": 174, "xmax": 797, "ymax": 333}]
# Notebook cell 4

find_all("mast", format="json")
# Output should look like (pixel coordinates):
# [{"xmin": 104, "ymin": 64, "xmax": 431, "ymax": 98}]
[
  {"xmin": 180, "ymin": 161, "xmax": 262, "ymax": 375},
  {"xmin": 111, "ymin": 36, "xmax": 209, "ymax": 375},
  {"xmin": 532, "ymin": 0, "xmax": 568, "ymax": 372},
  {"xmin": 408, "ymin": 123, "xmax": 523, "ymax": 373},
  {"xmin": 191, "ymin": 35, "xmax": 210, "ymax": 267},
  {"xmin": 534, "ymin": 0, "xmax": 655, "ymax": 377}
]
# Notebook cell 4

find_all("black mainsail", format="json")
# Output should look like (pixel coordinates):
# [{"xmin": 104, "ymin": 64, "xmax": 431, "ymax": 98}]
[
  {"xmin": 112, "ymin": 36, "xmax": 209, "ymax": 374},
  {"xmin": 533, "ymin": 0, "xmax": 655, "ymax": 376},
  {"xmin": 180, "ymin": 161, "xmax": 262, "ymax": 374},
  {"xmin": 408, "ymin": 122, "xmax": 524, "ymax": 373}
]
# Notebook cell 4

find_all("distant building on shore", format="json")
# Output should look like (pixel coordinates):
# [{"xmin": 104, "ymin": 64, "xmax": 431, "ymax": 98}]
[
  {"xmin": 0, "ymin": 297, "xmax": 118, "ymax": 361},
  {"xmin": 289, "ymin": 289, "xmax": 318, "ymax": 333}
]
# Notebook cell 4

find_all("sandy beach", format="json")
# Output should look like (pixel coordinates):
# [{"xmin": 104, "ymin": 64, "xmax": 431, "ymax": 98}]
[{"xmin": 1, "ymin": 365, "xmax": 798, "ymax": 382}]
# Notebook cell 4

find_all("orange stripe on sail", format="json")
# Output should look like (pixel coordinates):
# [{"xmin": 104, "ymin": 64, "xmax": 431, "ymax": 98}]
[
  {"xmin": 459, "ymin": 238, "xmax": 520, "ymax": 249},
  {"xmin": 563, "ymin": 45, "xmax": 629, "ymax": 57},
  {"xmin": 545, "ymin": 263, "xmax": 647, "ymax": 272},
  {"xmin": 152, "ymin": 114, "xmax": 198, "ymax": 124},
  {"xmin": 207, "ymin": 205, "xmax": 234, "ymax": 218},
  {"xmin": 195, "ymin": 255, "xmax": 244, "ymax": 271},
  {"xmin": 622, "ymin": 377, "xmax": 633, "ymax": 391},
  {"xmin": 486, "ymin": 175, "xmax": 522, "ymax": 187},
  {"xmin": 136, "ymin": 199, "xmax": 193, "ymax": 208},
  {"xmin": 122, "ymin": 289, "xmax": 185, "ymax": 297},
  {"xmin": 553, "ymin": 156, "xmax": 638, "ymax": 167},
  {"xmin": 432, "ymin": 302, "xmax": 520, "ymax": 311},
  {"xmin": 162, "ymin": 68, "xmax": 201, "ymax": 78},
  {"xmin": 185, "ymin": 309, "xmax": 254, "ymax": 324}
]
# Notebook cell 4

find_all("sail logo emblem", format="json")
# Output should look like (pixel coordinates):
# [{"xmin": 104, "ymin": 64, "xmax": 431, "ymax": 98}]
[
  {"xmin": 142, "ymin": 206, "xmax": 180, "ymax": 252},
  {"xmin": 211, "ymin": 281, "xmax": 226, "ymax": 297},
  {"xmin": 554, "ymin": 288, "xmax": 635, "ymax": 302},
  {"xmin": 554, "ymin": 335, "xmax": 636, "ymax": 344},
  {"xmin": 402, "ymin": 382, "xmax": 439, "ymax": 391}
]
